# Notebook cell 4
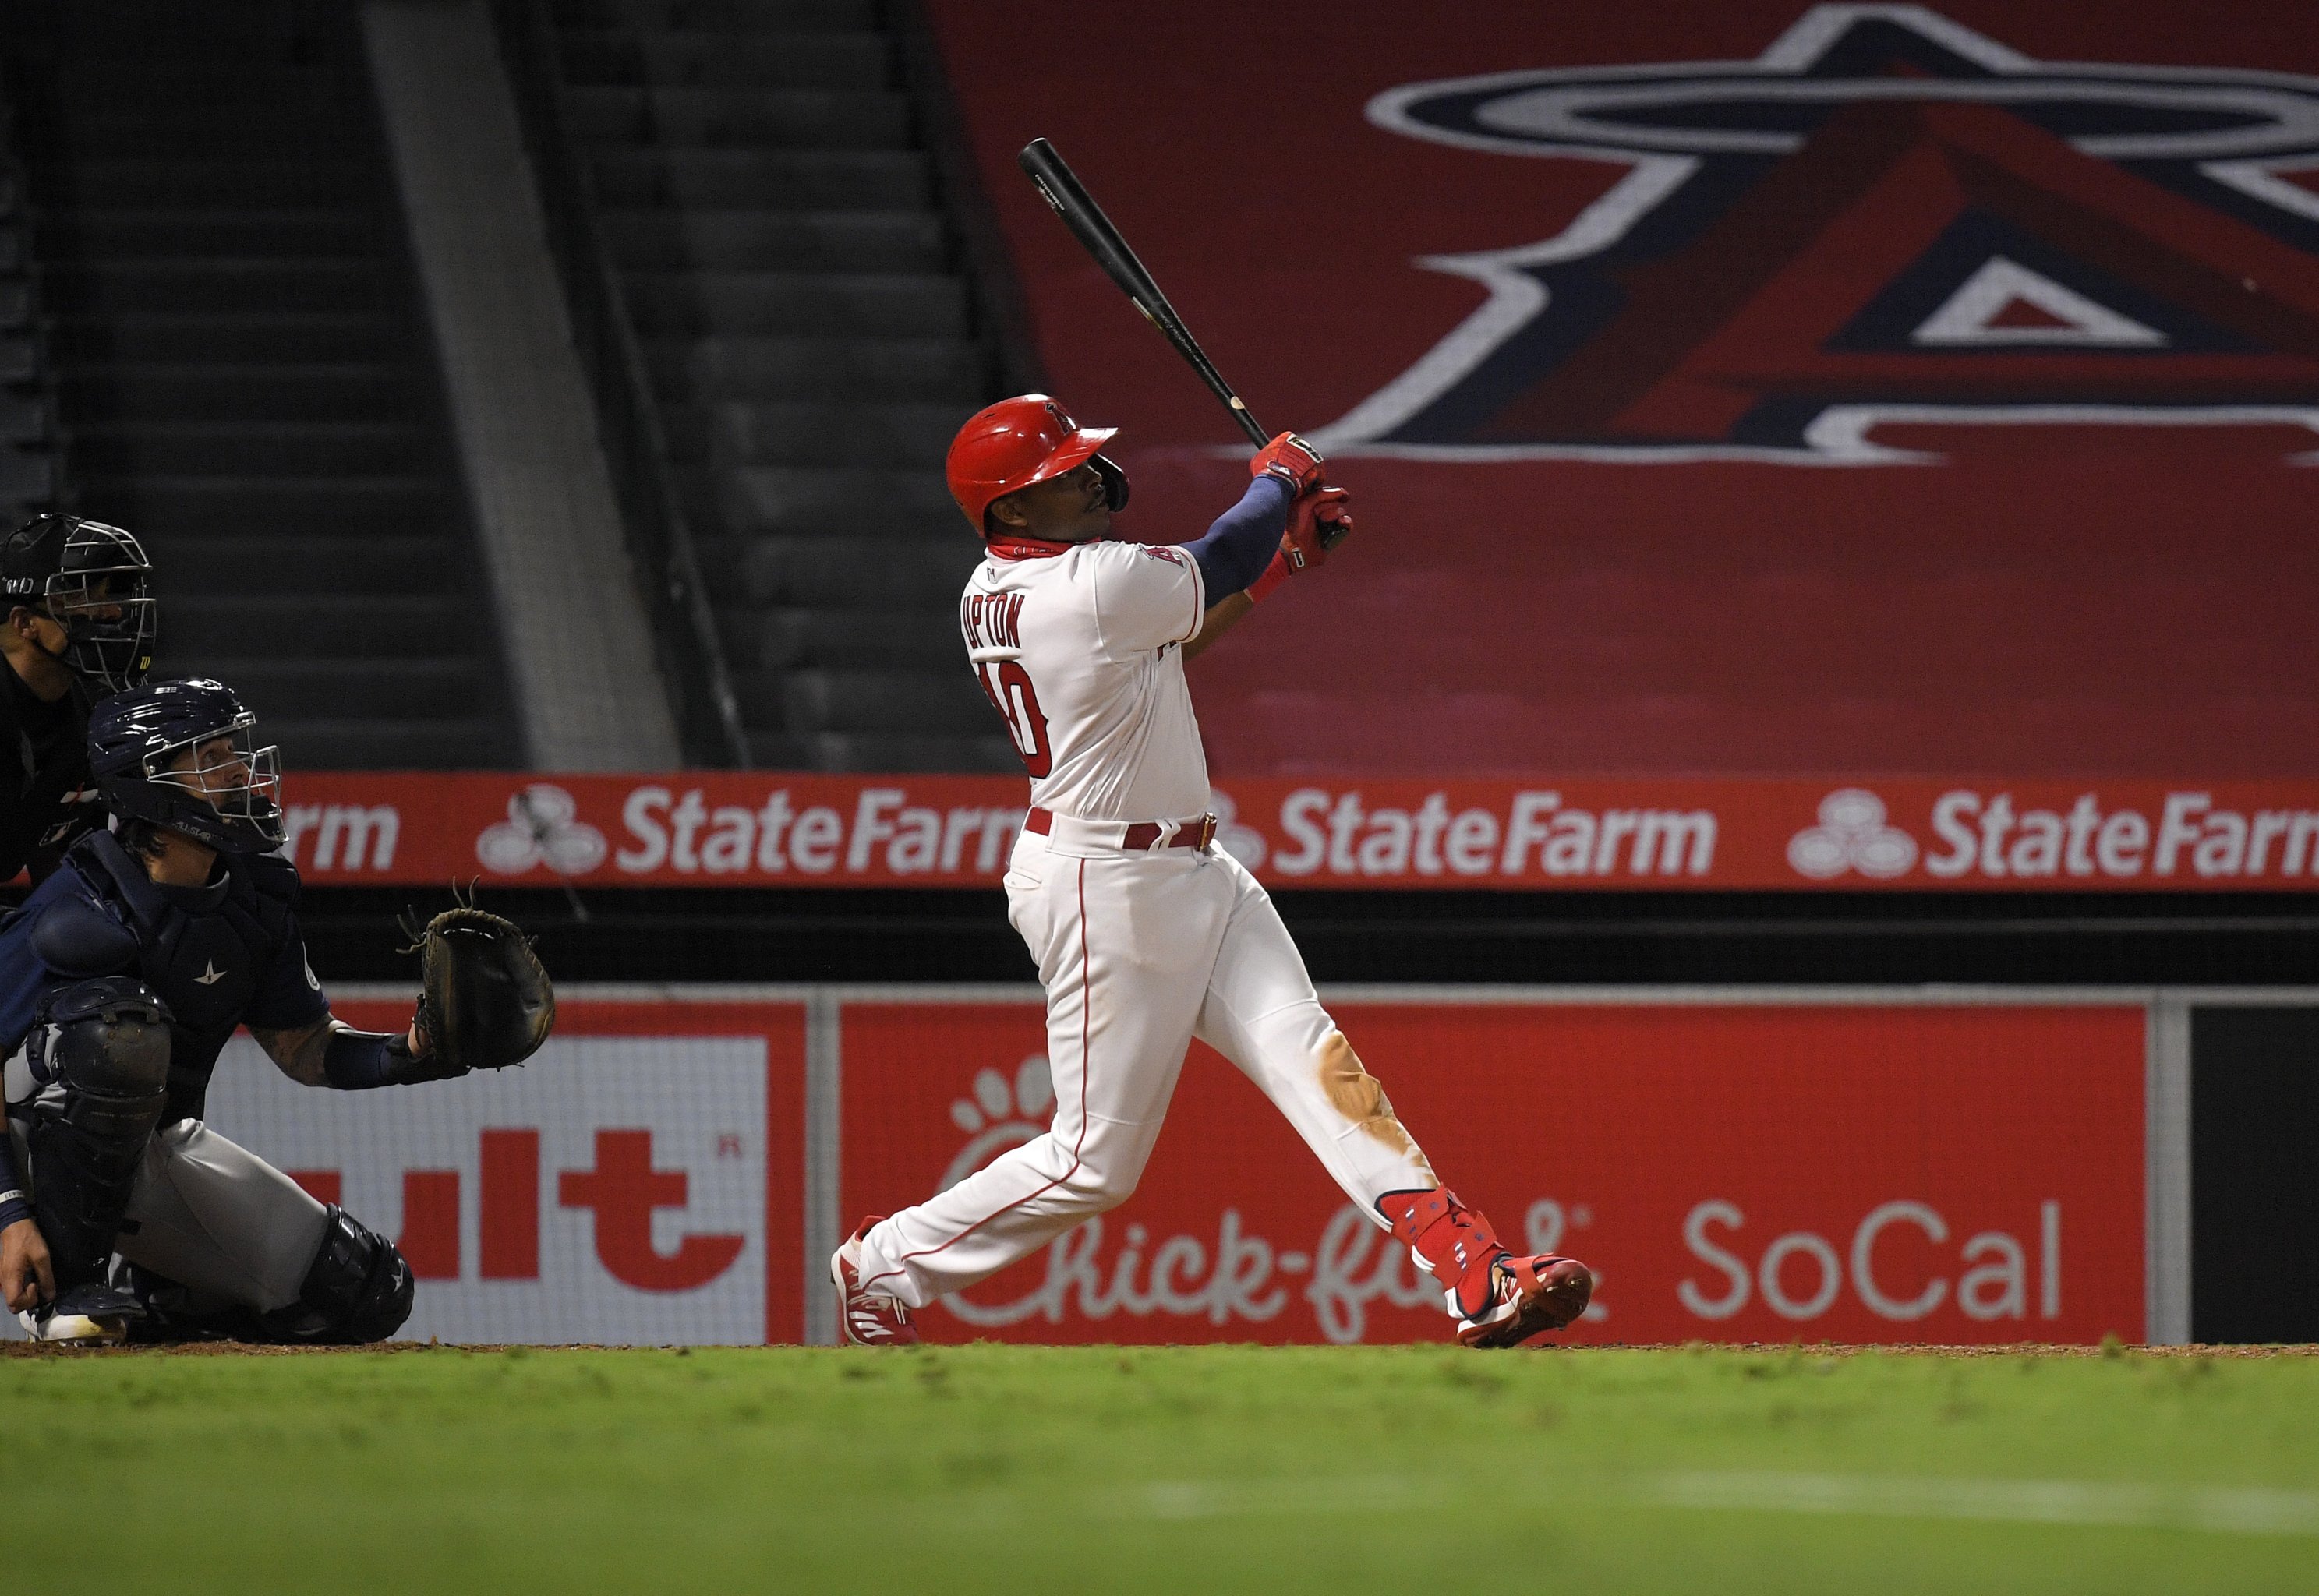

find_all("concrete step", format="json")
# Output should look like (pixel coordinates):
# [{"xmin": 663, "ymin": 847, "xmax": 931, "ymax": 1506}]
[
  {"xmin": 78, "ymin": 477, "xmax": 458, "ymax": 538},
  {"xmin": 59, "ymin": 159, "xmax": 367, "ymax": 207},
  {"xmin": 69, "ymin": 422, "xmax": 435, "ymax": 478},
  {"xmin": 620, "ymin": 270, "xmax": 967, "ymax": 337},
  {"xmin": 139, "ymin": 535, "xmax": 464, "ymax": 596},
  {"xmin": 249, "ymin": 718, "xmax": 514, "ymax": 772},
  {"xmin": 589, "ymin": 148, "xmax": 929, "ymax": 209},
  {"xmin": 554, "ymin": 30, "xmax": 889, "ymax": 90},
  {"xmin": 48, "ymin": 208, "xmax": 382, "ymax": 260},
  {"xmin": 48, "ymin": 115, "xmax": 364, "ymax": 160},
  {"xmin": 755, "ymin": 663, "xmax": 995, "ymax": 736},
  {"xmin": 699, "ymin": 465, "xmax": 959, "ymax": 537},
  {"xmin": 45, "ymin": 63, "xmax": 340, "ymax": 108},
  {"xmin": 58, "ymin": 364, "xmax": 422, "ymax": 424},
  {"xmin": 721, "ymin": 604, "xmax": 967, "ymax": 672},
  {"xmin": 603, "ymin": 209, "xmax": 944, "ymax": 273},
  {"xmin": 565, "ymin": 85, "xmax": 911, "ymax": 150},
  {"xmin": 0, "ymin": 448, "xmax": 56, "ymax": 503},
  {"xmin": 162, "ymin": 657, "xmax": 494, "ymax": 721},
  {"xmin": 49, "ymin": 313, "xmax": 408, "ymax": 363},
  {"xmin": 648, "ymin": 335, "xmax": 984, "ymax": 404},
  {"xmin": 693, "ymin": 400, "xmax": 961, "ymax": 468},
  {"xmin": 42, "ymin": 260, "xmax": 397, "ymax": 316},
  {"xmin": 557, "ymin": 0, "xmax": 878, "ymax": 30},
  {"xmin": 725, "ymin": 533, "xmax": 978, "ymax": 609},
  {"xmin": 166, "ymin": 594, "xmax": 479, "ymax": 657}
]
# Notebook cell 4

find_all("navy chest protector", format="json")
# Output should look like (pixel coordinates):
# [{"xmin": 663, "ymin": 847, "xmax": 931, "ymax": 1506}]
[{"xmin": 34, "ymin": 830, "xmax": 299, "ymax": 1123}]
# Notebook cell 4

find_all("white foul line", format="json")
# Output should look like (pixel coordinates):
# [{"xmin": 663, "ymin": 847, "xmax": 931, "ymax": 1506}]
[
  {"xmin": 1104, "ymin": 1472, "xmax": 2319, "ymax": 1536},
  {"xmin": 1649, "ymin": 1471, "xmax": 2319, "ymax": 1536}
]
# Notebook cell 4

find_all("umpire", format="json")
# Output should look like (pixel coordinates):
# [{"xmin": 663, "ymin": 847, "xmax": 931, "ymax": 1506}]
[{"xmin": 0, "ymin": 514, "xmax": 158, "ymax": 883}]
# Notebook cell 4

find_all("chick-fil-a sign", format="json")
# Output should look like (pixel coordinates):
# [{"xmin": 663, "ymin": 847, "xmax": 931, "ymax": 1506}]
[{"xmin": 839, "ymin": 1002, "xmax": 2146, "ymax": 1345}]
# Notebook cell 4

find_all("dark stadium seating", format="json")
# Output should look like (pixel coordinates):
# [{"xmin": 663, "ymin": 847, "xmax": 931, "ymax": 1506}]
[
  {"xmin": 543, "ymin": 0, "xmax": 1011, "ymax": 771},
  {"xmin": 0, "ymin": 1, "xmax": 521, "ymax": 769},
  {"xmin": 0, "ymin": 93, "xmax": 56, "ymax": 529}
]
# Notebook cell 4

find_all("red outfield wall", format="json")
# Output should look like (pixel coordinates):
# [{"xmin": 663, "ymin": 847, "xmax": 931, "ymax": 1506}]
[
  {"xmin": 918, "ymin": 0, "xmax": 2319, "ymax": 779},
  {"xmin": 13, "ymin": 994, "xmax": 2133, "ymax": 1346},
  {"xmin": 843, "ymin": 1001, "xmax": 2146, "ymax": 1347}
]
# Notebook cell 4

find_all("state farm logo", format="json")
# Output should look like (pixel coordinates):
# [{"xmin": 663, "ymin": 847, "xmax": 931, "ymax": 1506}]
[
  {"xmin": 1787, "ymin": 787, "xmax": 1917, "ymax": 879},
  {"xmin": 476, "ymin": 784, "xmax": 608, "ymax": 876},
  {"xmin": 1318, "ymin": 5, "xmax": 2319, "ymax": 463}
]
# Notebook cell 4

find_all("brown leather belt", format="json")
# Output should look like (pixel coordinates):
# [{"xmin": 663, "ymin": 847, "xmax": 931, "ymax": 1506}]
[{"xmin": 1027, "ymin": 806, "xmax": 1218, "ymax": 852}]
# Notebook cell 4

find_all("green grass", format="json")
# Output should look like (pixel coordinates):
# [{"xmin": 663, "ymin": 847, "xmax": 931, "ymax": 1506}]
[{"xmin": 5, "ymin": 1343, "xmax": 2317, "ymax": 1594}]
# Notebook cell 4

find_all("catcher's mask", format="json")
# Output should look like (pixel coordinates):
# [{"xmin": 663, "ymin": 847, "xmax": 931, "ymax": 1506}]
[
  {"xmin": 1, "ymin": 515, "xmax": 157, "ymax": 694},
  {"xmin": 88, "ymin": 678, "xmax": 285, "ymax": 854},
  {"xmin": 945, "ymin": 394, "xmax": 1130, "ymax": 535}
]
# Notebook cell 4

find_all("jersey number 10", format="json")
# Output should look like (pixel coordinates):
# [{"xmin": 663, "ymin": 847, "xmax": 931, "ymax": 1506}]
[{"xmin": 976, "ymin": 660, "xmax": 1053, "ymax": 778}]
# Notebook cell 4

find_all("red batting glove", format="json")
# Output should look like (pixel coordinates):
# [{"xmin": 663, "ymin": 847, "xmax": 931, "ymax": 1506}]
[
  {"xmin": 1250, "ymin": 431, "xmax": 1326, "ymax": 496},
  {"xmin": 1285, "ymin": 486, "xmax": 1352, "ymax": 571},
  {"xmin": 1250, "ymin": 486, "xmax": 1353, "ymax": 602}
]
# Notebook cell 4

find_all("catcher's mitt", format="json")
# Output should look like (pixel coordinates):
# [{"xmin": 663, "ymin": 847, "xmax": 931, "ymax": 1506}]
[{"xmin": 402, "ymin": 906, "xmax": 555, "ymax": 1072}]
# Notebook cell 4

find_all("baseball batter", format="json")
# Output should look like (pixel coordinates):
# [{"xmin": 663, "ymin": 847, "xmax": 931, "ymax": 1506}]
[{"xmin": 832, "ymin": 395, "xmax": 1593, "ymax": 1348}]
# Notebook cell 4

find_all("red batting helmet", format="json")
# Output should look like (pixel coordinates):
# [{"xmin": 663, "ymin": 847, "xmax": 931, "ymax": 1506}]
[{"xmin": 945, "ymin": 394, "xmax": 1131, "ymax": 533}]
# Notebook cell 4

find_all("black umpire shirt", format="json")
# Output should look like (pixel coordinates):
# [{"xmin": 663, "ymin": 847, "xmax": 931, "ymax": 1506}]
[{"xmin": 0, "ymin": 659, "xmax": 97, "ymax": 885}]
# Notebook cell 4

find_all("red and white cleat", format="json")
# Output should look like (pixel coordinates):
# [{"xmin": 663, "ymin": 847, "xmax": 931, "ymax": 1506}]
[
  {"xmin": 1455, "ymin": 1253, "xmax": 1593, "ymax": 1349},
  {"xmin": 830, "ymin": 1216, "xmax": 920, "ymax": 1347}
]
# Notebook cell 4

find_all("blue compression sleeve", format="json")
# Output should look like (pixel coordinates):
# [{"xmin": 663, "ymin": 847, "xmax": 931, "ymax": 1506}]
[{"xmin": 1182, "ymin": 475, "xmax": 1291, "ymax": 603}]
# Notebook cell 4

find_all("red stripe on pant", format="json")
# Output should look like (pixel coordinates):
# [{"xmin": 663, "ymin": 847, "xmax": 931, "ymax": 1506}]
[{"xmin": 860, "ymin": 858, "xmax": 1093, "ymax": 1297}]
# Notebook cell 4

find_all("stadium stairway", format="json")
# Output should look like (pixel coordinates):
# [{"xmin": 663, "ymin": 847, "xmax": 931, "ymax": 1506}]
[
  {"xmin": 544, "ymin": 0, "xmax": 1012, "ymax": 771},
  {"xmin": 0, "ymin": 80, "xmax": 56, "ymax": 528},
  {"xmin": 0, "ymin": 1, "xmax": 521, "ymax": 769}
]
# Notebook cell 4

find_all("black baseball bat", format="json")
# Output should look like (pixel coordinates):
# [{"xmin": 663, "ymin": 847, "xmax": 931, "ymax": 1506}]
[{"xmin": 1018, "ymin": 136, "xmax": 1271, "ymax": 449}]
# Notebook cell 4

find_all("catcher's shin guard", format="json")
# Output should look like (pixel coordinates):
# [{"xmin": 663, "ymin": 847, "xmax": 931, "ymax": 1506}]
[
  {"xmin": 1377, "ymin": 1188, "xmax": 1593, "ymax": 1347},
  {"xmin": 21, "ymin": 979, "xmax": 173, "ymax": 1294},
  {"xmin": 255, "ymin": 1206, "xmax": 415, "ymax": 1344}
]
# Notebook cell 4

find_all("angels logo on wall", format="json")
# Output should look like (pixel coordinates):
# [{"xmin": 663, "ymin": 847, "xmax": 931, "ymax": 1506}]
[{"xmin": 1313, "ymin": 3, "xmax": 2319, "ymax": 464}]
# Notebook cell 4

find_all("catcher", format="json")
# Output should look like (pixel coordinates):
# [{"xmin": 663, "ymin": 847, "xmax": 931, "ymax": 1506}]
[{"xmin": 0, "ymin": 678, "xmax": 553, "ymax": 1344}]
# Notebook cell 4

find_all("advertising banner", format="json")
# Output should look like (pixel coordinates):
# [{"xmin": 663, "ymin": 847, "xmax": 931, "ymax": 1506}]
[
  {"xmin": 187, "ymin": 999, "xmax": 804, "ymax": 1346},
  {"xmin": 840, "ymin": 1001, "xmax": 2148, "ymax": 1346},
  {"xmin": 917, "ymin": 0, "xmax": 2319, "ymax": 782},
  {"xmin": 275, "ymin": 771, "xmax": 2319, "ymax": 892}
]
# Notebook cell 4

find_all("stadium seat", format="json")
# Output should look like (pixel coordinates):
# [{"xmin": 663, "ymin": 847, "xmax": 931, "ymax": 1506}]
[{"xmin": 0, "ymin": 0, "xmax": 521, "ymax": 769}]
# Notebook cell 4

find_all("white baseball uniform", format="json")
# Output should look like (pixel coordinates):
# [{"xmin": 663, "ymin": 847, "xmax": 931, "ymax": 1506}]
[{"xmin": 850, "ymin": 537, "xmax": 1442, "ymax": 1310}]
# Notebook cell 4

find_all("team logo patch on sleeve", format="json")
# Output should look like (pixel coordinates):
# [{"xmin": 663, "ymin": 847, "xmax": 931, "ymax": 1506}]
[
  {"xmin": 1310, "ymin": 4, "xmax": 2319, "ymax": 464},
  {"xmin": 1142, "ymin": 546, "xmax": 1190, "ymax": 567}
]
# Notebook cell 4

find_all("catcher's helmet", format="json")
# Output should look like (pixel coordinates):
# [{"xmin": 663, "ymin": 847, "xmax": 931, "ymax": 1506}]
[
  {"xmin": 944, "ymin": 394, "xmax": 1129, "ymax": 533},
  {"xmin": 0, "ymin": 514, "xmax": 157, "ymax": 694},
  {"xmin": 88, "ymin": 679, "xmax": 285, "ymax": 854}
]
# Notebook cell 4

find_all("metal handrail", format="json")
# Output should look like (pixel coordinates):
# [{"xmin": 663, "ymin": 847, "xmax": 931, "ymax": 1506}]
[{"xmin": 487, "ymin": 0, "xmax": 751, "ymax": 768}]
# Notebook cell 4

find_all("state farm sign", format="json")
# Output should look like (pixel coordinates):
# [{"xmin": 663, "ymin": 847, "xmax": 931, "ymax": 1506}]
[{"xmin": 272, "ymin": 772, "xmax": 2319, "ymax": 891}]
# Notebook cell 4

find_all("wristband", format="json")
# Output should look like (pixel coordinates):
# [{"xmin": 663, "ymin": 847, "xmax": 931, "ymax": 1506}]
[
  {"xmin": 0, "ymin": 1191, "xmax": 31, "ymax": 1231},
  {"xmin": 1246, "ymin": 549, "xmax": 1294, "ymax": 604},
  {"xmin": 323, "ymin": 1023, "xmax": 466, "ymax": 1089}
]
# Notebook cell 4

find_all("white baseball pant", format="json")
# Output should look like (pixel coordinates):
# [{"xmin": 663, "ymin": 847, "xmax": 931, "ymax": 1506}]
[{"xmin": 854, "ymin": 829, "xmax": 1440, "ymax": 1309}]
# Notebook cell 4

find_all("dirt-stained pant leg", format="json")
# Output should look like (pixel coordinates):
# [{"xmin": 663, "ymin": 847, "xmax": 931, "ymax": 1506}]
[
  {"xmin": 1193, "ymin": 849, "xmax": 1441, "ymax": 1223},
  {"xmin": 117, "ymin": 1121, "xmax": 331, "ymax": 1314},
  {"xmin": 854, "ymin": 836, "xmax": 1234, "ymax": 1311}
]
